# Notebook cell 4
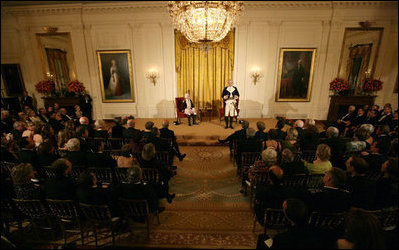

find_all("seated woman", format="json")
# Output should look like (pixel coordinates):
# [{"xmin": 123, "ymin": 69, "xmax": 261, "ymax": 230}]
[
  {"xmin": 65, "ymin": 138, "xmax": 88, "ymax": 167},
  {"xmin": 58, "ymin": 120, "xmax": 76, "ymax": 150},
  {"xmin": 255, "ymin": 121, "xmax": 268, "ymax": 141},
  {"xmin": 93, "ymin": 119, "xmax": 109, "ymax": 138},
  {"xmin": 117, "ymin": 165, "xmax": 165, "ymax": 220},
  {"xmin": 346, "ymin": 127, "xmax": 370, "ymax": 153},
  {"xmin": 117, "ymin": 144, "xmax": 136, "ymax": 168},
  {"xmin": 263, "ymin": 129, "xmax": 281, "ymax": 151},
  {"xmin": 281, "ymin": 127, "xmax": 300, "ymax": 154},
  {"xmin": 248, "ymin": 147, "xmax": 278, "ymax": 183},
  {"xmin": 43, "ymin": 158, "xmax": 76, "ymax": 200},
  {"xmin": 303, "ymin": 144, "xmax": 332, "ymax": 175},
  {"xmin": 11, "ymin": 163, "xmax": 44, "ymax": 200},
  {"xmin": 138, "ymin": 143, "xmax": 175, "ymax": 203},
  {"xmin": 280, "ymin": 148, "xmax": 308, "ymax": 176}
]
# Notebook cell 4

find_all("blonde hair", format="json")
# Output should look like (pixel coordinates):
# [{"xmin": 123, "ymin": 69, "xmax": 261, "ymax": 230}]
[
  {"xmin": 317, "ymin": 144, "xmax": 331, "ymax": 161},
  {"xmin": 286, "ymin": 128, "xmax": 298, "ymax": 140},
  {"xmin": 94, "ymin": 119, "xmax": 106, "ymax": 130},
  {"xmin": 11, "ymin": 163, "xmax": 34, "ymax": 185}
]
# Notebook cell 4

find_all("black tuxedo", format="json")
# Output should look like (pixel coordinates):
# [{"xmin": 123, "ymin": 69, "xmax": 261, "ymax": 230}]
[
  {"xmin": 1, "ymin": 117, "xmax": 14, "ymax": 133},
  {"xmin": 94, "ymin": 130, "xmax": 108, "ymax": 139},
  {"xmin": 377, "ymin": 113, "xmax": 393, "ymax": 127},
  {"xmin": 79, "ymin": 94, "xmax": 92, "ymax": 120},
  {"xmin": 78, "ymin": 137, "xmax": 92, "ymax": 153},
  {"xmin": 336, "ymin": 111, "xmax": 356, "ymax": 133},
  {"xmin": 111, "ymin": 124, "xmax": 125, "ymax": 138},
  {"xmin": 351, "ymin": 114, "xmax": 367, "ymax": 127},
  {"xmin": 300, "ymin": 129, "xmax": 319, "ymax": 151},
  {"xmin": 86, "ymin": 152, "xmax": 117, "ymax": 168},
  {"xmin": 49, "ymin": 118, "xmax": 65, "ymax": 134},
  {"xmin": 275, "ymin": 129, "xmax": 287, "ymax": 141},
  {"xmin": 44, "ymin": 176, "xmax": 77, "ymax": 200},
  {"xmin": 309, "ymin": 186, "xmax": 351, "ymax": 213},
  {"xmin": 255, "ymin": 131, "xmax": 268, "ymax": 141},
  {"xmin": 38, "ymin": 114, "xmax": 50, "ymax": 123},
  {"xmin": 361, "ymin": 153, "xmax": 387, "ymax": 173},
  {"xmin": 21, "ymin": 95, "xmax": 33, "ymax": 109},
  {"xmin": 364, "ymin": 116, "xmax": 378, "ymax": 127},
  {"xmin": 18, "ymin": 149, "xmax": 39, "ymax": 168},
  {"xmin": 347, "ymin": 175, "xmax": 376, "ymax": 210},
  {"xmin": 160, "ymin": 127, "xmax": 182, "ymax": 155},
  {"xmin": 66, "ymin": 151, "xmax": 88, "ymax": 167},
  {"xmin": 117, "ymin": 182, "xmax": 159, "ymax": 213}
]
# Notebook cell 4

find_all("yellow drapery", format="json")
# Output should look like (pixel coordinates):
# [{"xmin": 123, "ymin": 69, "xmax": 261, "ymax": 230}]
[
  {"xmin": 175, "ymin": 30, "xmax": 235, "ymax": 112},
  {"xmin": 346, "ymin": 44, "xmax": 372, "ymax": 94}
]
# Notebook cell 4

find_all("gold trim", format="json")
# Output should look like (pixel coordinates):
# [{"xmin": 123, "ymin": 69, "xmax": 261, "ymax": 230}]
[
  {"xmin": 276, "ymin": 48, "xmax": 316, "ymax": 102},
  {"xmin": 96, "ymin": 50, "xmax": 135, "ymax": 103},
  {"xmin": 36, "ymin": 32, "xmax": 78, "ymax": 81}
]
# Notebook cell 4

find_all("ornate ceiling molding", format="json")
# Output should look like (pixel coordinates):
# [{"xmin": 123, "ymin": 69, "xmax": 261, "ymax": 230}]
[{"xmin": 244, "ymin": 1, "xmax": 396, "ymax": 9}]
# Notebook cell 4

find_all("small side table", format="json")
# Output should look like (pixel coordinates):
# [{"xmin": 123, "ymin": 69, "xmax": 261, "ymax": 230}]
[{"xmin": 199, "ymin": 108, "xmax": 213, "ymax": 122}]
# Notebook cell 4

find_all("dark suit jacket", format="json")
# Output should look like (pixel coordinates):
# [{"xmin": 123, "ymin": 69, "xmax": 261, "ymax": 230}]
[
  {"xmin": 300, "ymin": 129, "xmax": 319, "ymax": 151},
  {"xmin": 66, "ymin": 151, "xmax": 88, "ymax": 167},
  {"xmin": 18, "ymin": 149, "xmax": 39, "ymax": 168},
  {"xmin": 78, "ymin": 137, "xmax": 92, "ymax": 153},
  {"xmin": 117, "ymin": 182, "xmax": 158, "ymax": 213},
  {"xmin": 281, "ymin": 161, "xmax": 309, "ymax": 176},
  {"xmin": 361, "ymin": 153, "xmax": 387, "ymax": 173},
  {"xmin": 44, "ymin": 176, "xmax": 77, "ymax": 200},
  {"xmin": 351, "ymin": 114, "xmax": 367, "ymax": 127},
  {"xmin": 375, "ymin": 177, "xmax": 398, "ymax": 209},
  {"xmin": 255, "ymin": 131, "xmax": 268, "ymax": 141},
  {"xmin": 160, "ymin": 127, "xmax": 176, "ymax": 141},
  {"xmin": 11, "ymin": 129, "xmax": 23, "ymax": 142},
  {"xmin": 324, "ymin": 137, "xmax": 346, "ymax": 169},
  {"xmin": 111, "ymin": 125, "xmax": 125, "ymax": 138},
  {"xmin": 38, "ymin": 114, "xmax": 50, "ymax": 123},
  {"xmin": 1, "ymin": 117, "xmax": 14, "ymax": 133},
  {"xmin": 347, "ymin": 175, "xmax": 376, "ymax": 210},
  {"xmin": 79, "ymin": 94, "xmax": 92, "ymax": 118},
  {"xmin": 236, "ymin": 137, "xmax": 262, "ymax": 166},
  {"xmin": 38, "ymin": 153, "xmax": 60, "ymax": 167},
  {"xmin": 76, "ymin": 186, "xmax": 118, "ymax": 216},
  {"xmin": 123, "ymin": 127, "xmax": 142, "ymax": 140},
  {"xmin": 1, "ymin": 146, "xmax": 18, "ymax": 163},
  {"xmin": 49, "ymin": 118, "xmax": 65, "ymax": 134},
  {"xmin": 94, "ymin": 130, "xmax": 108, "ymax": 139},
  {"xmin": 86, "ymin": 152, "xmax": 117, "ymax": 168},
  {"xmin": 182, "ymin": 99, "xmax": 195, "ymax": 110},
  {"xmin": 275, "ymin": 129, "xmax": 287, "ymax": 141},
  {"xmin": 296, "ymin": 127, "xmax": 305, "ymax": 141},
  {"xmin": 377, "ymin": 113, "xmax": 393, "ymax": 127},
  {"xmin": 309, "ymin": 186, "xmax": 351, "ymax": 213}
]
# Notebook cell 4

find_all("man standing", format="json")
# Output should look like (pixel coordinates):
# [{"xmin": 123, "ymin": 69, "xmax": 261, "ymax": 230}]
[
  {"xmin": 21, "ymin": 90, "xmax": 33, "ymax": 110},
  {"xmin": 182, "ymin": 93, "xmax": 198, "ymax": 126},
  {"xmin": 222, "ymin": 80, "xmax": 239, "ymax": 129},
  {"xmin": 79, "ymin": 90, "xmax": 93, "ymax": 122}
]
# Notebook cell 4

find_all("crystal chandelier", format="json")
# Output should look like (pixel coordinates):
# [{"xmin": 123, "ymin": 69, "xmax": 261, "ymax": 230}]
[{"xmin": 168, "ymin": 1, "xmax": 243, "ymax": 43}]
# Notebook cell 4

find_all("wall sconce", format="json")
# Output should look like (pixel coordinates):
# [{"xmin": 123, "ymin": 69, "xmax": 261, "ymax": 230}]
[
  {"xmin": 146, "ymin": 69, "xmax": 159, "ymax": 86},
  {"xmin": 250, "ymin": 67, "xmax": 262, "ymax": 85}
]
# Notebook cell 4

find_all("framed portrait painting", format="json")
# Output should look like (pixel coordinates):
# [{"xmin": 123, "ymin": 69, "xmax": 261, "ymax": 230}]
[
  {"xmin": 97, "ymin": 50, "xmax": 135, "ymax": 103},
  {"xmin": 276, "ymin": 48, "xmax": 316, "ymax": 102},
  {"xmin": 1, "ymin": 64, "xmax": 25, "ymax": 96}
]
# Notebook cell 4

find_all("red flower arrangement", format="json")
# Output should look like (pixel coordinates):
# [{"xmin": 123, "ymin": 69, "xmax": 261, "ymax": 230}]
[
  {"xmin": 67, "ymin": 80, "xmax": 85, "ymax": 93},
  {"xmin": 329, "ymin": 78, "xmax": 348, "ymax": 92},
  {"xmin": 35, "ymin": 80, "xmax": 55, "ymax": 94},
  {"xmin": 363, "ymin": 78, "xmax": 383, "ymax": 92},
  {"xmin": 121, "ymin": 115, "xmax": 135, "ymax": 125}
]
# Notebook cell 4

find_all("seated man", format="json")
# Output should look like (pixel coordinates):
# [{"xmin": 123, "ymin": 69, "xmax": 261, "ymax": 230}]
[
  {"xmin": 182, "ymin": 93, "xmax": 198, "ymax": 126},
  {"xmin": 236, "ymin": 128, "xmax": 262, "ymax": 168},
  {"xmin": 141, "ymin": 121, "xmax": 155, "ymax": 142},
  {"xmin": 280, "ymin": 148, "xmax": 308, "ymax": 176},
  {"xmin": 78, "ymin": 116, "xmax": 94, "ymax": 138},
  {"xmin": 160, "ymin": 120, "xmax": 186, "ymax": 160},
  {"xmin": 218, "ymin": 119, "xmax": 249, "ymax": 145},
  {"xmin": 148, "ymin": 127, "xmax": 186, "ymax": 162},
  {"xmin": 335, "ymin": 105, "xmax": 357, "ymax": 136},
  {"xmin": 111, "ymin": 117, "xmax": 125, "ymax": 138},
  {"xmin": 323, "ymin": 126, "xmax": 346, "ymax": 170},
  {"xmin": 361, "ymin": 139, "xmax": 390, "ymax": 173},
  {"xmin": 123, "ymin": 119, "xmax": 142, "ymax": 141},
  {"xmin": 44, "ymin": 158, "xmax": 77, "ymax": 200},
  {"xmin": 309, "ymin": 167, "xmax": 350, "ymax": 213}
]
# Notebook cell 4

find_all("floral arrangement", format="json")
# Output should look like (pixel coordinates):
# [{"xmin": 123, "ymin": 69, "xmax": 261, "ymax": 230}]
[
  {"xmin": 67, "ymin": 80, "xmax": 85, "ymax": 93},
  {"xmin": 121, "ymin": 115, "xmax": 135, "ymax": 125},
  {"xmin": 35, "ymin": 80, "xmax": 55, "ymax": 94},
  {"xmin": 329, "ymin": 78, "xmax": 348, "ymax": 92},
  {"xmin": 276, "ymin": 116, "xmax": 294, "ymax": 127},
  {"xmin": 363, "ymin": 78, "xmax": 383, "ymax": 92}
]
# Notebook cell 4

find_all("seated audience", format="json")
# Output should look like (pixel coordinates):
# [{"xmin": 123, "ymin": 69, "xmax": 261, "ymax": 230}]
[
  {"xmin": 236, "ymin": 127, "xmax": 262, "ymax": 168},
  {"xmin": 374, "ymin": 159, "xmax": 398, "ymax": 209},
  {"xmin": 377, "ymin": 105, "xmax": 393, "ymax": 127},
  {"xmin": 1, "ymin": 110, "xmax": 14, "ymax": 133},
  {"xmin": 37, "ymin": 141, "xmax": 60, "ymax": 167},
  {"xmin": 254, "ymin": 121, "xmax": 268, "ymax": 141},
  {"xmin": 337, "ymin": 207, "xmax": 386, "ymax": 249},
  {"xmin": 345, "ymin": 156, "xmax": 376, "ymax": 210},
  {"xmin": 258, "ymin": 198, "xmax": 336, "ymax": 249},
  {"xmin": 58, "ymin": 120, "xmax": 76, "ymax": 150},
  {"xmin": 148, "ymin": 126, "xmax": 185, "ymax": 162},
  {"xmin": 48, "ymin": 111, "xmax": 64, "ymax": 135},
  {"xmin": 345, "ymin": 127, "xmax": 369, "ymax": 153},
  {"xmin": 12, "ymin": 121, "xmax": 25, "ymax": 142},
  {"xmin": 361, "ymin": 138, "xmax": 390, "ymax": 173},
  {"xmin": 93, "ymin": 119, "xmax": 109, "ymax": 138},
  {"xmin": 78, "ymin": 116, "xmax": 94, "ymax": 138},
  {"xmin": 293, "ymin": 119, "xmax": 305, "ymax": 141},
  {"xmin": 218, "ymin": 120, "xmax": 249, "ymax": 145},
  {"xmin": 263, "ymin": 128, "xmax": 281, "ymax": 151},
  {"xmin": 303, "ymin": 144, "xmax": 332, "ymax": 175},
  {"xmin": 324, "ymin": 126, "xmax": 346, "ymax": 170},
  {"xmin": 1, "ymin": 133, "xmax": 18, "ymax": 163},
  {"xmin": 309, "ymin": 167, "xmax": 350, "ymax": 213},
  {"xmin": 281, "ymin": 127, "xmax": 299, "ymax": 154},
  {"xmin": 76, "ymin": 125, "xmax": 92, "ymax": 153},
  {"xmin": 142, "ymin": 121, "xmax": 155, "ymax": 142},
  {"xmin": 11, "ymin": 163, "xmax": 43, "ymax": 200},
  {"xmin": 65, "ymin": 138, "xmax": 88, "ymax": 167},
  {"xmin": 336, "ymin": 105, "xmax": 356, "ymax": 135},
  {"xmin": 17, "ymin": 136, "xmax": 39, "ymax": 168},
  {"xmin": 122, "ymin": 119, "xmax": 142, "ymax": 141},
  {"xmin": 43, "ymin": 158, "xmax": 76, "ymax": 200},
  {"xmin": 111, "ymin": 117, "xmax": 125, "ymax": 138},
  {"xmin": 87, "ymin": 140, "xmax": 117, "ymax": 168},
  {"xmin": 280, "ymin": 148, "xmax": 308, "ymax": 176},
  {"xmin": 247, "ymin": 147, "xmax": 278, "ymax": 191},
  {"xmin": 364, "ymin": 109, "xmax": 379, "ymax": 127},
  {"xmin": 300, "ymin": 124, "xmax": 319, "ymax": 151},
  {"xmin": 160, "ymin": 119, "xmax": 186, "ymax": 160},
  {"xmin": 117, "ymin": 144, "xmax": 136, "ymax": 168},
  {"xmin": 117, "ymin": 165, "xmax": 165, "ymax": 218},
  {"xmin": 275, "ymin": 120, "xmax": 287, "ymax": 141}
]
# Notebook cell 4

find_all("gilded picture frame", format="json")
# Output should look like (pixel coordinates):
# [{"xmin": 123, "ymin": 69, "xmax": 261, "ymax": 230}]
[
  {"xmin": 97, "ymin": 50, "xmax": 135, "ymax": 103},
  {"xmin": 276, "ymin": 48, "xmax": 316, "ymax": 102}
]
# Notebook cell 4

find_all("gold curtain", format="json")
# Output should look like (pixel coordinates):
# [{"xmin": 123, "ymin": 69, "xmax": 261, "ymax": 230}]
[
  {"xmin": 175, "ymin": 30, "xmax": 235, "ymax": 112},
  {"xmin": 46, "ymin": 48, "xmax": 70, "ymax": 87}
]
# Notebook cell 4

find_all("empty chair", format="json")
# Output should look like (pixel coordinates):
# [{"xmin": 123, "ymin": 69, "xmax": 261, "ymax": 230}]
[
  {"xmin": 119, "ymin": 198, "xmax": 160, "ymax": 239},
  {"xmin": 308, "ymin": 211, "xmax": 345, "ymax": 232},
  {"xmin": 155, "ymin": 151, "xmax": 170, "ymax": 166},
  {"xmin": 46, "ymin": 199, "xmax": 85, "ymax": 245},
  {"xmin": 37, "ymin": 166, "xmax": 57, "ymax": 179},
  {"xmin": 12, "ymin": 199, "xmax": 56, "ymax": 240},
  {"xmin": 70, "ymin": 166, "xmax": 86, "ymax": 180},
  {"xmin": 141, "ymin": 168, "xmax": 160, "ymax": 185},
  {"xmin": 0, "ymin": 162, "xmax": 18, "ymax": 177},
  {"xmin": 79, "ymin": 203, "xmax": 121, "ymax": 247},
  {"xmin": 246, "ymin": 171, "xmax": 269, "ymax": 209}
]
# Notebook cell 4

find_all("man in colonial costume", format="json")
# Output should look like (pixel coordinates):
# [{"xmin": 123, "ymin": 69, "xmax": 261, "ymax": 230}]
[
  {"xmin": 182, "ymin": 93, "xmax": 198, "ymax": 126},
  {"xmin": 222, "ymin": 80, "xmax": 239, "ymax": 129}
]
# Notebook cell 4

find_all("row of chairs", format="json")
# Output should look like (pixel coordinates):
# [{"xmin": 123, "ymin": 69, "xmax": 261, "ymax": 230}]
[
  {"xmin": 2, "ymin": 198, "xmax": 158, "ymax": 247},
  {"xmin": 84, "ymin": 137, "xmax": 173, "ymax": 151},
  {"xmin": 254, "ymin": 206, "xmax": 398, "ymax": 235}
]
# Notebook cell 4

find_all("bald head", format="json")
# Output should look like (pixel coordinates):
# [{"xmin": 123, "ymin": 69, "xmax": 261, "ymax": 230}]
[
  {"xmin": 79, "ymin": 117, "xmax": 89, "ymax": 125},
  {"xmin": 127, "ymin": 119, "xmax": 135, "ymax": 128}
]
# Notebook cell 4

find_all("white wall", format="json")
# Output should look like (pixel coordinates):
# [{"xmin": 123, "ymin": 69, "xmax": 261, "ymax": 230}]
[{"xmin": 1, "ymin": 1, "xmax": 397, "ymax": 120}]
